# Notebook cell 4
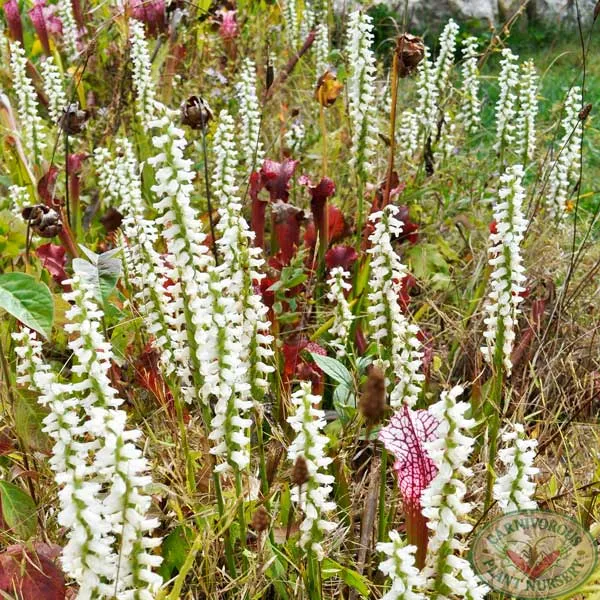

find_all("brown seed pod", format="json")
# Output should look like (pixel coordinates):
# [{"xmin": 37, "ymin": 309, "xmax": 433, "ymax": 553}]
[
  {"xmin": 22, "ymin": 204, "xmax": 63, "ymax": 238},
  {"xmin": 59, "ymin": 103, "xmax": 90, "ymax": 134},
  {"xmin": 359, "ymin": 365, "xmax": 386, "ymax": 426},
  {"xmin": 251, "ymin": 505, "xmax": 270, "ymax": 533},
  {"xmin": 579, "ymin": 103, "xmax": 592, "ymax": 122},
  {"xmin": 291, "ymin": 455, "xmax": 309, "ymax": 487},
  {"xmin": 395, "ymin": 33, "xmax": 425, "ymax": 78},
  {"xmin": 180, "ymin": 95, "xmax": 213, "ymax": 130}
]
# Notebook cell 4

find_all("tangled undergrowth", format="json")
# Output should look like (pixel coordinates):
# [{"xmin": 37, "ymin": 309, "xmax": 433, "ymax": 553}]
[{"xmin": 1, "ymin": 0, "xmax": 600, "ymax": 598}]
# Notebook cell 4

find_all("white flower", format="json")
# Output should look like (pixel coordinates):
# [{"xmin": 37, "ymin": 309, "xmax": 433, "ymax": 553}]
[
  {"xmin": 376, "ymin": 531, "xmax": 426, "ymax": 600},
  {"xmin": 236, "ymin": 58, "xmax": 264, "ymax": 172},
  {"xmin": 299, "ymin": 3, "xmax": 314, "ymax": 42},
  {"xmin": 40, "ymin": 56, "xmax": 68, "ymax": 124},
  {"xmin": 415, "ymin": 46, "xmax": 438, "ymax": 133},
  {"xmin": 421, "ymin": 385, "xmax": 489, "ymax": 600},
  {"xmin": 433, "ymin": 19, "xmax": 459, "ymax": 97},
  {"xmin": 327, "ymin": 267, "xmax": 353, "ymax": 356},
  {"xmin": 9, "ymin": 41, "xmax": 46, "ymax": 163},
  {"xmin": 346, "ymin": 10, "xmax": 379, "ymax": 180},
  {"xmin": 12, "ymin": 329, "xmax": 49, "ymax": 387},
  {"xmin": 56, "ymin": 0, "xmax": 80, "ymax": 60},
  {"xmin": 493, "ymin": 422, "xmax": 538, "ymax": 512},
  {"xmin": 285, "ymin": 119, "xmax": 306, "ymax": 153},
  {"xmin": 515, "ymin": 60, "xmax": 539, "ymax": 163},
  {"xmin": 494, "ymin": 48, "xmax": 519, "ymax": 154},
  {"xmin": 287, "ymin": 382, "xmax": 336, "ymax": 561},
  {"xmin": 481, "ymin": 164, "xmax": 528, "ymax": 376},
  {"xmin": 545, "ymin": 86, "xmax": 582, "ymax": 219},
  {"xmin": 367, "ymin": 205, "xmax": 424, "ymax": 407},
  {"xmin": 396, "ymin": 110, "xmax": 419, "ymax": 164},
  {"xmin": 130, "ymin": 19, "xmax": 161, "ymax": 127},
  {"xmin": 457, "ymin": 36, "xmax": 481, "ymax": 134},
  {"xmin": 282, "ymin": 0, "xmax": 299, "ymax": 47},
  {"xmin": 314, "ymin": 22, "xmax": 329, "ymax": 80},
  {"xmin": 8, "ymin": 184, "xmax": 31, "ymax": 214}
]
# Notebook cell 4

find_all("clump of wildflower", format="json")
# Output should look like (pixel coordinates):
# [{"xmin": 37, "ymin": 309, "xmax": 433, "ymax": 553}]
[
  {"xmin": 545, "ymin": 86, "xmax": 582, "ymax": 219},
  {"xmin": 421, "ymin": 385, "xmax": 489, "ymax": 600},
  {"xmin": 397, "ymin": 110, "xmax": 419, "ymax": 163},
  {"xmin": 94, "ymin": 140, "xmax": 181, "ymax": 385},
  {"xmin": 493, "ymin": 422, "xmax": 538, "ymax": 512},
  {"xmin": 515, "ymin": 60, "xmax": 539, "ymax": 164},
  {"xmin": 148, "ymin": 108, "xmax": 214, "ymax": 403},
  {"xmin": 494, "ymin": 48, "xmax": 519, "ymax": 155},
  {"xmin": 346, "ymin": 10, "xmax": 378, "ymax": 180},
  {"xmin": 315, "ymin": 22, "xmax": 329, "ymax": 80},
  {"xmin": 367, "ymin": 205, "xmax": 424, "ymax": 407},
  {"xmin": 9, "ymin": 41, "xmax": 46, "ymax": 163},
  {"xmin": 56, "ymin": 0, "xmax": 79, "ymax": 60},
  {"xmin": 481, "ymin": 164, "xmax": 528, "ymax": 376},
  {"xmin": 236, "ymin": 58, "xmax": 264, "ymax": 172},
  {"xmin": 40, "ymin": 56, "xmax": 67, "ymax": 124},
  {"xmin": 415, "ymin": 46, "xmax": 438, "ymax": 134},
  {"xmin": 287, "ymin": 381, "xmax": 336, "ymax": 561},
  {"xmin": 457, "ymin": 36, "xmax": 481, "ymax": 134},
  {"xmin": 377, "ymin": 531, "xmax": 426, "ymax": 600},
  {"xmin": 433, "ymin": 19, "xmax": 459, "ymax": 97},
  {"xmin": 130, "ymin": 18, "xmax": 161, "ymax": 127},
  {"xmin": 326, "ymin": 266, "xmax": 352, "ymax": 355},
  {"xmin": 299, "ymin": 2, "xmax": 314, "ymax": 41},
  {"xmin": 12, "ymin": 329, "xmax": 47, "ymax": 387}
]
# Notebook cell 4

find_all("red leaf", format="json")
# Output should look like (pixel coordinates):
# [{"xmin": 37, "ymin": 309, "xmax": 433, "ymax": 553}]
[
  {"xmin": 325, "ymin": 245, "xmax": 358, "ymax": 272},
  {"xmin": 272, "ymin": 201, "xmax": 304, "ymax": 265},
  {"xmin": 0, "ymin": 545, "xmax": 66, "ymax": 600},
  {"xmin": 261, "ymin": 159, "xmax": 299, "ymax": 203},
  {"xmin": 37, "ymin": 167, "xmax": 59, "ymax": 206},
  {"xmin": 36, "ymin": 243, "xmax": 67, "ymax": 284}
]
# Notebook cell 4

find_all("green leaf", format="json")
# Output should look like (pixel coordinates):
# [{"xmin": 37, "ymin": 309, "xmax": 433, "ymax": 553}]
[
  {"xmin": 14, "ymin": 392, "xmax": 51, "ymax": 453},
  {"xmin": 158, "ymin": 525, "xmax": 192, "ymax": 580},
  {"xmin": 310, "ymin": 353, "xmax": 353, "ymax": 387},
  {"xmin": 321, "ymin": 558, "xmax": 369, "ymax": 597},
  {"xmin": 74, "ymin": 246, "xmax": 122, "ymax": 304},
  {"xmin": 110, "ymin": 317, "xmax": 143, "ymax": 361},
  {"xmin": 333, "ymin": 383, "xmax": 355, "ymax": 424},
  {"xmin": 0, "ymin": 481, "xmax": 37, "ymax": 540},
  {"xmin": 0, "ymin": 273, "xmax": 54, "ymax": 338}
]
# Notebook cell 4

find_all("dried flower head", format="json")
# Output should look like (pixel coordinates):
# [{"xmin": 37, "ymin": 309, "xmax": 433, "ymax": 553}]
[
  {"xmin": 360, "ymin": 365, "xmax": 386, "ymax": 425},
  {"xmin": 251, "ymin": 505, "xmax": 270, "ymax": 532},
  {"xmin": 291, "ymin": 455, "xmax": 309, "ymax": 487},
  {"xmin": 59, "ymin": 103, "xmax": 89, "ymax": 134},
  {"xmin": 180, "ymin": 95, "xmax": 213, "ymax": 130},
  {"xmin": 396, "ymin": 33, "xmax": 425, "ymax": 78},
  {"xmin": 21, "ymin": 205, "xmax": 62, "ymax": 237},
  {"xmin": 315, "ymin": 70, "xmax": 343, "ymax": 107}
]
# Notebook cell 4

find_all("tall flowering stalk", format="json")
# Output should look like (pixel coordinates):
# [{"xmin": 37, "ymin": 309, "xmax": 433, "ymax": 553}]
[
  {"xmin": 236, "ymin": 58, "xmax": 264, "ymax": 173},
  {"xmin": 367, "ymin": 205, "xmax": 424, "ymax": 408},
  {"xmin": 314, "ymin": 22, "xmax": 329, "ymax": 80},
  {"xmin": 481, "ymin": 164, "xmax": 528, "ymax": 376},
  {"xmin": 326, "ymin": 267, "xmax": 353, "ymax": 355},
  {"xmin": 493, "ymin": 423, "xmax": 538, "ymax": 512},
  {"xmin": 345, "ymin": 10, "xmax": 378, "ymax": 183},
  {"xmin": 494, "ymin": 48, "xmax": 519, "ymax": 157},
  {"xmin": 545, "ymin": 86, "xmax": 582, "ymax": 219},
  {"xmin": 415, "ymin": 46, "xmax": 438, "ymax": 135},
  {"xmin": 56, "ymin": 0, "xmax": 79, "ymax": 60},
  {"xmin": 40, "ymin": 56, "xmax": 68, "ymax": 124},
  {"xmin": 457, "ymin": 36, "xmax": 481, "ymax": 134},
  {"xmin": 432, "ymin": 19, "xmax": 459, "ymax": 98},
  {"xmin": 288, "ymin": 381, "xmax": 336, "ymax": 596},
  {"xmin": 282, "ymin": 0, "xmax": 299, "ymax": 47},
  {"xmin": 9, "ymin": 41, "xmax": 46, "ymax": 165},
  {"xmin": 421, "ymin": 385, "xmax": 489, "ymax": 600},
  {"xmin": 396, "ymin": 110, "xmax": 419, "ymax": 163},
  {"xmin": 515, "ymin": 60, "xmax": 539, "ymax": 165},
  {"xmin": 14, "ymin": 273, "xmax": 163, "ymax": 598},
  {"xmin": 130, "ymin": 18, "xmax": 160, "ymax": 128},
  {"xmin": 376, "ymin": 531, "xmax": 426, "ymax": 600}
]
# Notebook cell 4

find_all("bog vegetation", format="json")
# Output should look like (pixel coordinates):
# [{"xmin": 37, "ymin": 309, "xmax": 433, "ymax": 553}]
[{"xmin": 0, "ymin": 0, "xmax": 599, "ymax": 598}]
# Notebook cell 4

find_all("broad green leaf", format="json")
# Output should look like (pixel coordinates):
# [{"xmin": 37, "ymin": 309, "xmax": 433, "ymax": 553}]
[
  {"xmin": 333, "ymin": 383, "xmax": 355, "ymax": 424},
  {"xmin": 158, "ymin": 525, "xmax": 192, "ymax": 580},
  {"xmin": 0, "ymin": 273, "xmax": 53, "ymax": 338},
  {"xmin": 110, "ymin": 317, "xmax": 143, "ymax": 361},
  {"xmin": 14, "ymin": 392, "xmax": 51, "ymax": 453},
  {"xmin": 0, "ymin": 481, "xmax": 37, "ymax": 539},
  {"xmin": 310, "ymin": 353, "xmax": 353, "ymax": 387},
  {"xmin": 74, "ymin": 246, "xmax": 122, "ymax": 304},
  {"xmin": 322, "ymin": 558, "xmax": 369, "ymax": 597}
]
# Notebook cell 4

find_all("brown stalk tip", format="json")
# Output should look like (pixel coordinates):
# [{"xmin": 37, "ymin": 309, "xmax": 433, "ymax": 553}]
[
  {"xmin": 291, "ymin": 455, "xmax": 309, "ymax": 487},
  {"xmin": 359, "ymin": 365, "xmax": 386, "ymax": 425},
  {"xmin": 251, "ymin": 505, "xmax": 270, "ymax": 532},
  {"xmin": 579, "ymin": 103, "xmax": 592, "ymax": 122},
  {"xmin": 59, "ymin": 103, "xmax": 90, "ymax": 134},
  {"xmin": 22, "ymin": 205, "xmax": 63, "ymax": 238},
  {"xmin": 395, "ymin": 33, "xmax": 425, "ymax": 78},
  {"xmin": 180, "ymin": 95, "xmax": 213, "ymax": 130}
]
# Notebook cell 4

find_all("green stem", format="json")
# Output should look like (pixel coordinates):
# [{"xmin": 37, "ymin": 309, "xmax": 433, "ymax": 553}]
[{"xmin": 378, "ymin": 449, "xmax": 388, "ymax": 542}]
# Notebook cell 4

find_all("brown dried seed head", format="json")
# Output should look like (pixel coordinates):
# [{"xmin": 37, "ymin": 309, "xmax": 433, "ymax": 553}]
[
  {"xmin": 579, "ymin": 103, "xmax": 592, "ymax": 122},
  {"xmin": 395, "ymin": 33, "xmax": 425, "ymax": 78},
  {"xmin": 59, "ymin": 103, "xmax": 90, "ymax": 134},
  {"xmin": 315, "ymin": 70, "xmax": 343, "ymax": 107},
  {"xmin": 180, "ymin": 95, "xmax": 213, "ymax": 130},
  {"xmin": 360, "ymin": 365, "xmax": 386, "ymax": 424},
  {"xmin": 291, "ymin": 455, "xmax": 309, "ymax": 487},
  {"xmin": 251, "ymin": 505, "xmax": 270, "ymax": 532}
]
